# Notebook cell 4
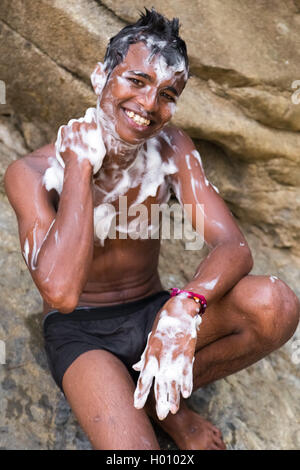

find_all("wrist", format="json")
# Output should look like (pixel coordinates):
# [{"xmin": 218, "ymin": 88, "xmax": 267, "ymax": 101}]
[
  {"xmin": 177, "ymin": 295, "xmax": 201, "ymax": 317},
  {"xmin": 164, "ymin": 295, "xmax": 200, "ymax": 319},
  {"xmin": 170, "ymin": 288, "xmax": 207, "ymax": 316},
  {"xmin": 64, "ymin": 157, "xmax": 93, "ymax": 176}
]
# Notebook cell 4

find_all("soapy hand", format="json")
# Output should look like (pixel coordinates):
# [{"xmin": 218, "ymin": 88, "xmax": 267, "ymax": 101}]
[
  {"xmin": 43, "ymin": 62, "xmax": 108, "ymax": 195},
  {"xmin": 133, "ymin": 295, "xmax": 202, "ymax": 420},
  {"xmin": 55, "ymin": 60, "xmax": 108, "ymax": 174},
  {"xmin": 55, "ymin": 108, "xmax": 106, "ymax": 175}
]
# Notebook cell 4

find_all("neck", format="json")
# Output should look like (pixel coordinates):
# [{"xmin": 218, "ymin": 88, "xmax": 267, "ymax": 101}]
[
  {"xmin": 96, "ymin": 98, "xmax": 142, "ymax": 172},
  {"xmin": 101, "ymin": 130, "xmax": 141, "ymax": 171}
]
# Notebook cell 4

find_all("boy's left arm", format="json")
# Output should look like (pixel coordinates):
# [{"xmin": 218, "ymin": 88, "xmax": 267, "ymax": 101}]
[
  {"xmin": 133, "ymin": 129, "xmax": 253, "ymax": 419},
  {"xmin": 168, "ymin": 129, "xmax": 253, "ymax": 304}
]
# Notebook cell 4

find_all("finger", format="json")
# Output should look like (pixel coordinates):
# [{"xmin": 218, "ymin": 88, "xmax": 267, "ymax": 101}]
[
  {"xmin": 132, "ymin": 355, "xmax": 145, "ymax": 371},
  {"xmin": 136, "ymin": 363, "xmax": 155, "ymax": 398},
  {"xmin": 155, "ymin": 378, "xmax": 170, "ymax": 421},
  {"xmin": 58, "ymin": 125, "xmax": 64, "ymax": 140},
  {"xmin": 133, "ymin": 357, "xmax": 157, "ymax": 409},
  {"xmin": 56, "ymin": 126, "xmax": 63, "ymax": 148},
  {"xmin": 132, "ymin": 359, "xmax": 142, "ymax": 371},
  {"xmin": 181, "ymin": 360, "xmax": 194, "ymax": 399},
  {"xmin": 169, "ymin": 380, "xmax": 180, "ymax": 415},
  {"xmin": 55, "ymin": 127, "xmax": 66, "ymax": 167},
  {"xmin": 133, "ymin": 377, "xmax": 152, "ymax": 409}
]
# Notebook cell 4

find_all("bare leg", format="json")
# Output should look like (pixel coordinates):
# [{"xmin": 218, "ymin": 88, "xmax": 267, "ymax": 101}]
[
  {"xmin": 62, "ymin": 349, "xmax": 160, "ymax": 450},
  {"xmin": 146, "ymin": 275, "xmax": 300, "ymax": 450},
  {"xmin": 193, "ymin": 275, "xmax": 299, "ymax": 388}
]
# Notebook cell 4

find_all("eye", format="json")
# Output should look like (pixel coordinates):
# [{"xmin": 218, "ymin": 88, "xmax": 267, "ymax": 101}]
[
  {"xmin": 160, "ymin": 91, "xmax": 176, "ymax": 102},
  {"xmin": 127, "ymin": 77, "xmax": 144, "ymax": 87}
]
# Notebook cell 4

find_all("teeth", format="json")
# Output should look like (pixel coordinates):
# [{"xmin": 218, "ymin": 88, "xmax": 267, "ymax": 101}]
[{"xmin": 125, "ymin": 110, "xmax": 150, "ymax": 126}]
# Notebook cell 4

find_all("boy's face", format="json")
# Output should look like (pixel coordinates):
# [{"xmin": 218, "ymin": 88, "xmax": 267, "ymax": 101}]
[{"xmin": 98, "ymin": 42, "xmax": 187, "ymax": 145}]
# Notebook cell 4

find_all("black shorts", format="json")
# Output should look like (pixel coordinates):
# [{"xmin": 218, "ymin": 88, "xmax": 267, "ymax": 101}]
[{"xmin": 43, "ymin": 290, "xmax": 171, "ymax": 392}]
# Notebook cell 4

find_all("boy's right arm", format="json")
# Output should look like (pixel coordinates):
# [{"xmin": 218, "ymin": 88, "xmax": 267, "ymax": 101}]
[{"xmin": 4, "ymin": 149, "xmax": 94, "ymax": 313}]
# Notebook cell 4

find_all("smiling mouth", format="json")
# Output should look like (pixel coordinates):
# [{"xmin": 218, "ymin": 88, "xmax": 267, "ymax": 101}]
[{"xmin": 124, "ymin": 108, "xmax": 151, "ymax": 127}]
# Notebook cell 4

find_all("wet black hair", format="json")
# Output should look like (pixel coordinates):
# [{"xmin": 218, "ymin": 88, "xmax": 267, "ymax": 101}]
[{"xmin": 103, "ymin": 7, "xmax": 189, "ymax": 77}]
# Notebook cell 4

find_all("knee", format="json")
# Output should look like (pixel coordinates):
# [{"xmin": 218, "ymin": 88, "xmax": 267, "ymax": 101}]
[{"xmin": 251, "ymin": 277, "xmax": 300, "ymax": 351}]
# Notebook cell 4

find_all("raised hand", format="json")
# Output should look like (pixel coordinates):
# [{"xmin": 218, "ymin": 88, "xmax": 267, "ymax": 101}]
[
  {"xmin": 133, "ymin": 295, "xmax": 202, "ymax": 420},
  {"xmin": 55, "ymin": 107, "xmax": 106, "ymax": 175}
]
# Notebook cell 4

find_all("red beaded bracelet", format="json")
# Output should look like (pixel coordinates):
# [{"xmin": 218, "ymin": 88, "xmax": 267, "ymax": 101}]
[{"xmin": 170, "ymin": 288, "xmax": 207, "ymax": 316}]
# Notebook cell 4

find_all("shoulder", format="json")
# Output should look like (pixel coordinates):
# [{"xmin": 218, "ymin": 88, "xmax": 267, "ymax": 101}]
[
  {"xmin": 157, "ymin": 125, "xmax": 195, "ymax": 158},
  {"xmin": 4, "ymin": 143, "xmax": 58, "ymax": 208},
  {"xmin": 5, "ymin": 143, "xmax": 55, "ymax": 178},
  {"xmin": 157, "ymin": 125, "xmax": 203, "ymax": 178},
  {"xmin": 157, "ymin": 125, "xmax": 200, "ymax": 171}
]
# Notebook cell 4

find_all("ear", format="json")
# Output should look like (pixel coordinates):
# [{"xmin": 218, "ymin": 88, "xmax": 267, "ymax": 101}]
[{"xmin": 90, "ymin": 62, "xmax": 107, "ymax": 96}]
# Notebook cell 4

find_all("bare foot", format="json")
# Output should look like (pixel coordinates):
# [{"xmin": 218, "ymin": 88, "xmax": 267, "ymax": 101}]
[{"xmin": 147, "ymin": 398, "xmax": 226, "ymax": 450}]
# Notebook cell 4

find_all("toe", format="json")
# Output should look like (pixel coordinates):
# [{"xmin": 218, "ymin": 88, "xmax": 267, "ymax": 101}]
[
  {"xmin": 208, "ymin": 443, "xmax": 222, "ymax": 450},
  {"xmin": 209, "ymin": 428, "xmax": 226, "ymax": 450},
  {"xmin": 210, "ymin": 424, "xmax": 222, "ymax": 436},
  {"xmin": 213, "ymin": 435, "xmax": 226, "ymax": 450}
]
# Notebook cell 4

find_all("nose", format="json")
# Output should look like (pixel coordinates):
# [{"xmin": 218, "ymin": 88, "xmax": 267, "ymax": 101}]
[{"xmin": 137, "ymin": 88, "xmax": 158, "ymax": 114}]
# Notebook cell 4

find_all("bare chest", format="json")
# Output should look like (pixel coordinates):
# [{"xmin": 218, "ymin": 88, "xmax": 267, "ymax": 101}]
[
  {"xmin": 92, "ymin": 165, "xmax": 173, "ymax": 246},
  {"xmin": 91, "ymin": 140, "xmax": 177, "ymax": 246}
]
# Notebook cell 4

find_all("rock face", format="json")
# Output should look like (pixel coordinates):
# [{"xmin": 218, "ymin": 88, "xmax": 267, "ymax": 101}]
[{"xmin": 0, "ymin": 0, "xmax": 299, "ymax": 450}]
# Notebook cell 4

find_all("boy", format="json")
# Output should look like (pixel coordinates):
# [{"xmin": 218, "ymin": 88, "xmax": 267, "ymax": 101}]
[{"xmin": 5, "ymin": 9, "xmax": 299, "ymax": 450}]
